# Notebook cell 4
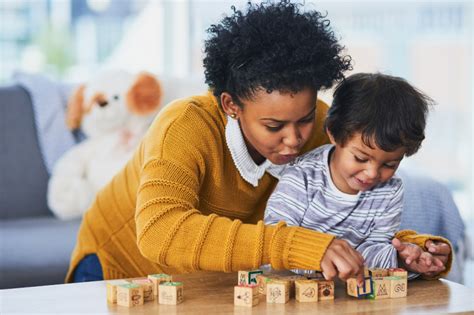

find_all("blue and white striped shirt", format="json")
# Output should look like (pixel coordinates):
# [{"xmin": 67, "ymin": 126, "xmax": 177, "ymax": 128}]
[{"xmin": 264, "ymin": 144, "xmax": 403, "ymax": 269}]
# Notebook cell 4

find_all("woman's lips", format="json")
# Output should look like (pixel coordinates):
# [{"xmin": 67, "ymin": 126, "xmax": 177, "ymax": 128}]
[{"xmin": 278, "ymin": 153, "xmax": 298, "ymax": 163}]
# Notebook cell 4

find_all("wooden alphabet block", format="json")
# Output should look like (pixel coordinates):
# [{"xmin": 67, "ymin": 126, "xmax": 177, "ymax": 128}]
[
  {"xmin": 238, "ymin": 270, "xmax": 263, "ymax": 286},
  {"xmin": 346, "ymin": 277, "xmax": 373, "ymax": 298},
  {"xmin": 131, "ymin": 278, "xmax": 154, "ymax": 302},
  {"xmin": 388, "ymin": 268, "xmax": 408, "ymax": 278},
  {"xmin": 358, "ymin": 277, "xmax": 373, "ymax": 296},
  {"xmin": 106, "ymin": 279, "xmax": 130, "ymax": 303},
  {"xmin": 370, "ymin": 277, "xmax": 391, "ymax": 300},
  {"xmin": 346, "ymin": 278, "xmax": 358, "ymax": 297},
  {"xmin": 266, "ymin": 280, "xmax": 290, "ymax": 304},
  {"xmin": 148, "ymin": 273, "xmax": 172, "ymax": 296},
  {"xmin": 369, "ymin": 268, "xmax": 389, "ymax": 278},
  {"xmin": 116, "ymin": 283, "xmax": 144, "ymax": 307},
  {"xmin": 387, "ymin": 276, "xmax": 407, "ymax": 298},
  {"xmin": 256, "ymin": 274, "xmax": 276, "ymax": 295},
  {"xmin": 234, "ymin": 285, "xmax": 259, "ymax": 307},
  {"xmin": 295, "ymin": 280, "xmax": 319, "ymax": 302},
  {"xmin": 275, "ymin": 274, "xmax": 306, "ymax": 298},
  {"xmin": 159, "ymin": 282, "xmax": 184, "ymax": 305},
  {"xmin": 316, "ymin": 280, "xmax": 335, "ymax": 300}
]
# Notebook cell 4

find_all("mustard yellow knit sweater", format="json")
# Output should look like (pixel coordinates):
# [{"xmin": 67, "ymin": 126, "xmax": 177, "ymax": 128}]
[{"xmin": 66, "ymin": 92, "xmax": 451, "ymax": 282}]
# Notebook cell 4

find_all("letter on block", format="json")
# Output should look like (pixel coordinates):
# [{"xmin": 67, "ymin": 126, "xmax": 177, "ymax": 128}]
[
  {"xmin": 159, "ymin": 282, "xmax": 184, "ymax": 305},
  {"xmin": 131, "ymin": 279, "xmax": 155, "ymax": 302},
  {"xmin": 117, "ymin": 283, "xmax": 144, "ymax": 307},
  {"xmin": 234, "ymin": 285, "xmax": 259, "ymax": 307},
  {"xmin": 371, "ymin": 278, "xmax": 391, "ymax": 300},
  {"xmin": 148, "ymin": 273, "xmax": 172, "ymax": 296},
  {"xmin": 387, "ymin": 276, "xmax": 407, "ymax": 298},
  {"xmin": 346, "ymin": 277, "xmax": 373, "ymax": 298},
  {"xmin": 238, "ymin": 270, "xmax": 263, "ymax": 286},
  {"xmin": 316, "ymin": 280, "xmax": 335, "ymax": 300},
  {"xmin": 295, "ymin": 280, "xmax": 319, "ymax": 302},
  {"xmin": 106, "ymin": 279, "xmax": 130, "ymax": 303},
  {"xmin": 266, "ymin": 280, "xmax": 290, "ymax": 304}
]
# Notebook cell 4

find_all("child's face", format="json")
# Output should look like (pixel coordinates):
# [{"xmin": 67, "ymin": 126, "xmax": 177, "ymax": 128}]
[{"xmin": 328, "ymin": 132, "xmax": 406, "ymax": 194}]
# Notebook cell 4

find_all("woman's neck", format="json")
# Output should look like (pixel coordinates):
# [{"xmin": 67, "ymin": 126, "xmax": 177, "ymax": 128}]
[{"xmin": 243, "ymin": 137, "xmax": 266, "ymax": 165}]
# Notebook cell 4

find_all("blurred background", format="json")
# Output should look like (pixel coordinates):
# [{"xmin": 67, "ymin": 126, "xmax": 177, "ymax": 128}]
[{"xmin": 0, "ymin": 0, "xmax": 472, "ymax": 288}]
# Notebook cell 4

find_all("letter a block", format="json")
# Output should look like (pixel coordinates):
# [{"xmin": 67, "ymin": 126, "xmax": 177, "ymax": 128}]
[
  {"xmin": 295, "ymin": 280, "xmax": 319, "ymax": 302},
  {"xmin": 234, "ymin": 285, "xmax": 259, "ymax": 307}
]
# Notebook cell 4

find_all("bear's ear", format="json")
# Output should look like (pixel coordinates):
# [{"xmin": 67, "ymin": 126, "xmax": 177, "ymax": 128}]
[
  {"xmin": 126, "ymin": 72, "xmax": 162, "ymax": 115},
  {"xmin": 66, "ymin": 84, "xmax": 86, "ymax": 130}
]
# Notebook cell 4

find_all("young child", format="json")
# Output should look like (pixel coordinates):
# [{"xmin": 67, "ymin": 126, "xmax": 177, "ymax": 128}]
[{"xmin": 264, "ymin": 72, "xmax": 434, "ymax": 276}]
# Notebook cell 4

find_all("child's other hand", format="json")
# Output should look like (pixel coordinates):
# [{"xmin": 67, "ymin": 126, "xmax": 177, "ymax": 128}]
[
  {"xmin": 321, "ymin": 239, "xmax": 365, "ymax": 285},
  {"xmin": 392, "ymin": 238, "xmax": 445, "ymax": 275}
]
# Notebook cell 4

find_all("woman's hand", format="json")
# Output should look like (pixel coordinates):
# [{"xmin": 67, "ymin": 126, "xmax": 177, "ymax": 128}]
[
  {"xmin": 392, "ymin": 238, "xmax": 447, "ymax": 276},
  {"xmin": 320, "ymin": 239, "xmax": 365, "ymax": 285},
  {"xmin": 423, "ymin": 240, "xmax": 451, "ymax": 277}
]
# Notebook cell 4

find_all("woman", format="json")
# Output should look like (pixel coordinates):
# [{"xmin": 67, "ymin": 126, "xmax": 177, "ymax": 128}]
[{"xmin": 68, "ymin": 1, "xmax": 450, "ymax": 283}]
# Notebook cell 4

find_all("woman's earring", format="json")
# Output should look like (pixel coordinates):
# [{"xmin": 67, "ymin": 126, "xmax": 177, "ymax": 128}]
[{"xmin": 230, "ymin": 113, "xmax": 237, "ymax": 119}]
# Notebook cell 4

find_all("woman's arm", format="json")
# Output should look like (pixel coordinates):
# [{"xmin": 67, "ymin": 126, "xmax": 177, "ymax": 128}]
[{"xmin": 134, "ymin": 102, "xmax": 335, "ymax": 274}]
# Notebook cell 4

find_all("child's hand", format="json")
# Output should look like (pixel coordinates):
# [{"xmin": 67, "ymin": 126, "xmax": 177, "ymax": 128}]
[
  {"xmin": 392, "ymin": 238, "xmax": 445, "ymax": 275},
  {"xmin": 321, "ymin": 239, "xmax": 365, "ymax": 285}
]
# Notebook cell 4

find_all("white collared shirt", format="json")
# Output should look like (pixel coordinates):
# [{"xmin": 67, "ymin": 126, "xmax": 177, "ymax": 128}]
[{"xmin": 224, "ymin": 116, "xmax": 286, "ymax": 187}]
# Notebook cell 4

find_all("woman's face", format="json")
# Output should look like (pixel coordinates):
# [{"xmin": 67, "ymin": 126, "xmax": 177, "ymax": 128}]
[{"xmin": 222, "ymin": 88, "xmax": 317, "ymax": 165}]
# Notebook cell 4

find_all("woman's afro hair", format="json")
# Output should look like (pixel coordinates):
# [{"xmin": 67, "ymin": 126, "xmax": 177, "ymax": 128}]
[{"xmin": 203, "ymin": 0, "xmax": 352, "ymax": 102}]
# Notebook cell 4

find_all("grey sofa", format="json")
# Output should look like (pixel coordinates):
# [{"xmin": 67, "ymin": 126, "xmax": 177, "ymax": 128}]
[{"xmin": 0, "ymin": 85, "xmax": 81, "ymax": 289}]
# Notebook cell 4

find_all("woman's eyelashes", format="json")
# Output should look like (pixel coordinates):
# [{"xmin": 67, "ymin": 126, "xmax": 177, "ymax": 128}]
[
  {"xmin": 266, "ymin": 125, "xmax": 283, "ymax": 132},
  {"xmin": 265, "ymin": 116, "xmax": 314, "ymax": 132}
]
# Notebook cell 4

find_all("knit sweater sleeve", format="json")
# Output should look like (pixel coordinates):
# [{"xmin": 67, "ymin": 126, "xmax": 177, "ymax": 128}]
[{"xmin": 134, "ymin": 100, "xmax": 335, "ymax": 273}]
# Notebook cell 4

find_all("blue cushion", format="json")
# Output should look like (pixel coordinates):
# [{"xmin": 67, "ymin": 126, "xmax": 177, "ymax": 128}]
[{"xmin": 0, "ymin": 85, "xmax": 51, "ymax": 219}]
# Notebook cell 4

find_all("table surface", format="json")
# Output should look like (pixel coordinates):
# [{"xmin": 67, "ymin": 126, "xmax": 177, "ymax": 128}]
[{"xmin": 1, "ymin": 271, "xmax": 474, "ymax": 314}]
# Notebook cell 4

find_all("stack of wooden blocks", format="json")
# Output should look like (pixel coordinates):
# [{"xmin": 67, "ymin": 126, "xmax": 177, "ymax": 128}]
[
  {"xmin": 234, "ymin": 269, "xmax": 335, "ymax": 307},
  {"xmin": 106, "ymin": 273, "xmax": 184, "ymax": 307},
  {"xmin": 346, "ymin": 268, "xmax": 408, "ymax": 300}
]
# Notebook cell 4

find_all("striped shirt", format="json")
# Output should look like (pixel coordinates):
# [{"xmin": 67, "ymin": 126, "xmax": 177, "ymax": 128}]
[{"xmin": 264, "ymin": 144, "xmax": 403, "ymax": 269}]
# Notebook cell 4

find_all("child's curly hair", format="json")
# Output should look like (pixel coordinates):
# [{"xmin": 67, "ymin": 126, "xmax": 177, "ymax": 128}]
[{"xmin": 203, "ymin": 0, "xmax": 352, "ymax": 104}]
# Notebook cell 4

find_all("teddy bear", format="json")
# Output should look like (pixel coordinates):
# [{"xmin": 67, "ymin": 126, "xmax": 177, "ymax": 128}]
[{"xmin": 47, "ymin": 70, "xmax": 163, "ymax": 220}]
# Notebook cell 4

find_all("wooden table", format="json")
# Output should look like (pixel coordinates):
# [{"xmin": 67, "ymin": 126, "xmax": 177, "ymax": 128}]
[{"xmin": 1, "ymin": 271, "xmax": 474, "ymax": 314}]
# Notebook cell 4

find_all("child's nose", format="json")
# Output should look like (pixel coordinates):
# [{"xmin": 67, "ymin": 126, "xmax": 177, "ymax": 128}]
[{"xmin": 364, "ymin": 166, "xmax": 379, "ymax": 179}]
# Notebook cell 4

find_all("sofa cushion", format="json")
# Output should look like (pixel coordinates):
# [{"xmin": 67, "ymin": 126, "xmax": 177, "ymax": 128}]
[
  {"xmin": 0, "ymin": 217, "xmax": 81, "ymax": 289},
  {"xmin": 0, "ymin": 85, "xmax": 51, "ymax": 219}
]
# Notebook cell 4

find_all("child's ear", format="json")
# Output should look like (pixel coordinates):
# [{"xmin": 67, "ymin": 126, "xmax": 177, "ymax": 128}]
[
  {"xmin": 66, "ymin": 84, "xmax": 86, "ymax": 130},
  {"xmin": 126, "ymin": 72, "xmax": 163, "ymax": 115},
  {"xmin": 326, "ymin": 128, "xmax": 337, "ymax": 145}
]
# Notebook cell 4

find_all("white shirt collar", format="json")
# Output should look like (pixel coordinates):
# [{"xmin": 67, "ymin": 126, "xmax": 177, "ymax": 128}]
[{"xmin": 225, "ymin": 116, "xmax": 286, "ymax": 187}]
